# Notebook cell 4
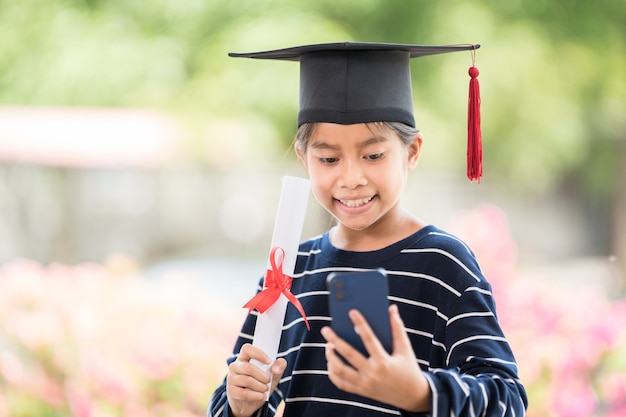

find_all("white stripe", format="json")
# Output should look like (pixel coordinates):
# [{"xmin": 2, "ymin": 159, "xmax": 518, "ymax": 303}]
[
  {"xmin": 283, "ymin": 315, "xmax": 329, "ymax": 330},
  {"xmin": 297, "ymin": 247, "xmax": 322, "ymax": 256},
  {"xmin": 210, "ymin": 403, "xmax": 225, "ymax": 416},
  {"xmin": 401, "ymin": 248, "xmax": 482, "ymax": 282},
  {"xmin": 417, "ymin": 357, "xmax": 429, "ymax": 367},
  {"xmin": 279, "ymin": 374, "xmax": 292, "ymax": 384},
  {"xmin": 292, "ymin": 369, "xmax": 329, "ymax": 376},
  {"xmin": 424, "ymin": 373, "xmax": 438, "ymax": 417},
  {"xmin": 428, "ymin": 231, "xmax": 474, "ymax": 255},
  {"xmin": 239, "ymin": 331, "xmax": 253, "ymax": 341},
  {"xmin": 460, "ymin": 374, "xmax": 490, "ymax": 417},
  {"xmin": 466, "ymin": 286, "xmax": 492, "ymax": 296},
  {"xmin": 432, "ymin": 339, "xmax": 447, "ymax": 351},
  {"xmin": 466, "ymin": 356, "xmax": 519, "ymax": 371},
  {"xmin": 489, "ymin": 374, "xmax": 523, "ymax": 387},
  {"xmin": 295, "ymin": 290, "xmax": 327, "ymax": 299},
  {"xmin": 293, "ymin": 266, "xmax": 372, "ymax": 278},
  {"xmin": 286, "ymin": 396, "xmax": 401, "ymax": 415},
  {"xmin": 448, "ymin": 311, "xmax": 494, "ymax": 325},
  {"xmin": 447, "ymin": 335, "xmax": 508, "ymax": 365},
  {"xmin": 388, "ymin": 269, "xmax": 463, "ymax": 296},
  {"xmin": 498, "ymin": 401, "xmax": 507, "ymax": 415},
  {"xmin": 278, "ymin": 342, "xmax": 325, "ymax": 359},
  {"xmin": 405, "ymin": 327, "xmax": 434, "ymax": 339},
  {"xmin": 479, "ymin": 381, "xmax": 489, "ymax": 417},
  {"xmin": 388, "ymin": 296, "xmax": 438, "ymax": 313},
  {"xmin": 450, "ymin": 371, "xmax": 470, "ymax": 396},
  {"xmin": 388, "ymin": 295, "xmax": 449, "ymax": 321}
]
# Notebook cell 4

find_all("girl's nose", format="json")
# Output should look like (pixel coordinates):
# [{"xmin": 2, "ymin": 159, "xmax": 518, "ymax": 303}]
[{"xmin": 337, "ymin": 160, "xmax": 367, "ymax": 189}]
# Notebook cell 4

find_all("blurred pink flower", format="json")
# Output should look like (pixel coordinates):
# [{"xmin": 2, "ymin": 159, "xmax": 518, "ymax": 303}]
[
  {"xmin": 599, "ymin": 372, "xmax": 626, "ymax": 410},
  {"xmin": 0, "ymin": 257, "xmax": 242, "ymax": 416},
  {"xmin": 447, "ymin": 204, "xmax": 518, "ymax": 295},
  {"xmin": 449, "ymin": 204, "xmax": 626, "ymax": 417},
  {"xmin": 1, "ymin": 205, "xmax": 625, "ymax": 416},
  {"xmin": 66, "ymin": 385, "xmax": 93, "ymax": 417},
  {"xmin": 550, "ymin": 376, "xmax": 598, "ymax": 417},
  {"xmin": 0, "ymin": 350, "xmax": 24, "ymax": 386}
]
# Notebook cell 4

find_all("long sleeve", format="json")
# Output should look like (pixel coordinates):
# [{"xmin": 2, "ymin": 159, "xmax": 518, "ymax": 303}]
[{"xmin": 420, "ymin": 281, "xmax": 528, "ymax": 416}]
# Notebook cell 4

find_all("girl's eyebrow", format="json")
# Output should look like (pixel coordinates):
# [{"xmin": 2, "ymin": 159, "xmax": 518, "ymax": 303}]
[
  {"xmin": 309, "ymin": 141, "xmax": 339, "ymax": 150},
  {"xmin": 360, "ymin": 136, "xmax": 389, "ymax": 147},
  {"xmin": 309, "ymin": 136, "xmax": 389, "ymax": 150}
]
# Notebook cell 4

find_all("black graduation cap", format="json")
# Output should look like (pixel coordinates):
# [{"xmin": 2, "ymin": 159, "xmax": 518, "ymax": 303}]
[{"xmin": 229, "ymin": 42, "xmax": 483, "ymax": 181}]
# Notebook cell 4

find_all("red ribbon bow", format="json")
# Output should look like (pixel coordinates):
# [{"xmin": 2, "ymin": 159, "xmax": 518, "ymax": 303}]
[{"xmin": 243, "ymin": 246, "xmax": 310, "ymax": 330}]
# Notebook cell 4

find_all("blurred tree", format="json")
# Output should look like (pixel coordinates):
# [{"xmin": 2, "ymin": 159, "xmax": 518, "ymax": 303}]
[{"xmin": 0, "ymin": 0, "xmax": 624, "ymax": 271}]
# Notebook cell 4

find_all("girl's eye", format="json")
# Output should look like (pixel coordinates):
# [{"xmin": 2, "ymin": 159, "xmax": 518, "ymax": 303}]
[
  {"xmin": 365, "ymin": 153, "xmax": 384, "ymax": 161},
  {"xmin": 319, "ymin": 157, "xmax": 338, "ymax": 165}
]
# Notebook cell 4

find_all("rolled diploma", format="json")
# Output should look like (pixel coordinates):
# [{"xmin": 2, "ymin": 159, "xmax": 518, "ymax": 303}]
[{"xmin": 250, "ymin": 176, "xmax": 310, "ymax": 381}]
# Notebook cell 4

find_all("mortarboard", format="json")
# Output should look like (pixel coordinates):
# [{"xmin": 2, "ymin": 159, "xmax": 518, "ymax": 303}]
[{"xmin": 229, "ymin": 42, "xmax": 482, "ymax": 181}]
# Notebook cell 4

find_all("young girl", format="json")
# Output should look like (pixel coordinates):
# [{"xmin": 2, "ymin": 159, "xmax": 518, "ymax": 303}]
[{"xmin": 209, "ymin": 42, "xmax": 528, "ymax": 417}]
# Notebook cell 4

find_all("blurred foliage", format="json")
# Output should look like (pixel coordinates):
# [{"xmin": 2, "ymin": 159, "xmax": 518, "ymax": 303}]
[{"xmin": 0, "ymin": 0, "xmax": 624, "ymax": 191}]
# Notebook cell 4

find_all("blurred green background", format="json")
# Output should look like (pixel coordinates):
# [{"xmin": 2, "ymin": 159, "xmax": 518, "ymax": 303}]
[
  {"xmin": 0, "ymin": 1, "xmax": 625, "ymax": 416},
  {"xmin": 0, "ymin": 0, "xmax": 624, "ymax": 277}
]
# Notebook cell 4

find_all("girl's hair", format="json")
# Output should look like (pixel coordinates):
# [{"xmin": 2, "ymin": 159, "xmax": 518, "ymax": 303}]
[{"xmin": 294, "ymin": 122, "xmax": 419, "ymax": 154}]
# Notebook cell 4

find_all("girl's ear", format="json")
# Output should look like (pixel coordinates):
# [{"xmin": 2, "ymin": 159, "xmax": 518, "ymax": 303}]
[
  {"xmin": 294, "ymin": 142, "xmax": 309, "ymax": 172},
  {"xmin": 407, "ymin": 131, "xmax": 424, "ymax": 171}
]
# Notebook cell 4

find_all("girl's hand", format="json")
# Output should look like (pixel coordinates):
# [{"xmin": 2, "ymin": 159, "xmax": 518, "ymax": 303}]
[
  {"xmin": 226, "ymin": 343, "xmax": 287, "ymax": 417},
  {"xmin": 321, "ymin": 304, "xmax": 431, "ymax": 413}
]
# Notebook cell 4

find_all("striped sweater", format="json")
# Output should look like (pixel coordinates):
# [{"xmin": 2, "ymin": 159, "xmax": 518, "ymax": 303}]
[{"xmin": 208, "ymin": 225, "xmax": 528, "ymax": 416}]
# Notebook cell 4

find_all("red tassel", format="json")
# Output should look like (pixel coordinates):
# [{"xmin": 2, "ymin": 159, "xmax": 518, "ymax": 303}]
[{"xmin": 467, "ymin": 59, "xmax": 482, "ymax": 182}]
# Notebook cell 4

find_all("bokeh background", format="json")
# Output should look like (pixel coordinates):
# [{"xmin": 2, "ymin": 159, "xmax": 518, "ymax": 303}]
[{"xmin": 0, "ymin": 1, "xmax": 625, "ymax": 416}]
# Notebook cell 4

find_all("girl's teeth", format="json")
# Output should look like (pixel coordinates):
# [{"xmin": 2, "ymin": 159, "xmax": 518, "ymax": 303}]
[{"xmin": 340, "ymin": 197, "xmax": 373, "ymax": 207}]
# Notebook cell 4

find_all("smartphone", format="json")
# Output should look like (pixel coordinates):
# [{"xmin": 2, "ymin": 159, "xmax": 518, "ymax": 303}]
[{"xmin": 327, "ymin": 269, "xmax": 392, "ymax": 356}]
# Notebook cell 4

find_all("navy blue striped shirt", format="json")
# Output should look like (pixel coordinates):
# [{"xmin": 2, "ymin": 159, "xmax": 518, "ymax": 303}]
[{"xmin": 209, "ymin": 225, "xmax": 528, "ymax": 416}]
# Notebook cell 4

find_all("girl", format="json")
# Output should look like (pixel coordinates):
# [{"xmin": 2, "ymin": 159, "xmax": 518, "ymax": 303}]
[{"xmin": 209, "ymin": 42, "xmax": 528, "ymax": 417}]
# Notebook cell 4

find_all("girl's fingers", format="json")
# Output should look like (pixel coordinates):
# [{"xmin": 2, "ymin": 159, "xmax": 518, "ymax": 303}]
[{"xmin": 348, "ymin": 309, "xmax": 388, "ymax": 357}]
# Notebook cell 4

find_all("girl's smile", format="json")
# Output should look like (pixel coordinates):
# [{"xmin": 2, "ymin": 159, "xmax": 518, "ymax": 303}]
[{"xmin": 335, "ymin": 195, "xmax": 377, "ymax": 214}]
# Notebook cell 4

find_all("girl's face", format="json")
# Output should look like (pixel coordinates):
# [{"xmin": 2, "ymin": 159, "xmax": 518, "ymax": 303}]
[{"xmin": 297, "ymin": 122, "xmax": 422, "ymax": 238}]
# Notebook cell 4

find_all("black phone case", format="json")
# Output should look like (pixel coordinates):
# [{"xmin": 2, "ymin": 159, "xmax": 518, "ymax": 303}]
[{"xmin": 327, "ymin": 269, "xmax": 392, "ymax": 356}]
